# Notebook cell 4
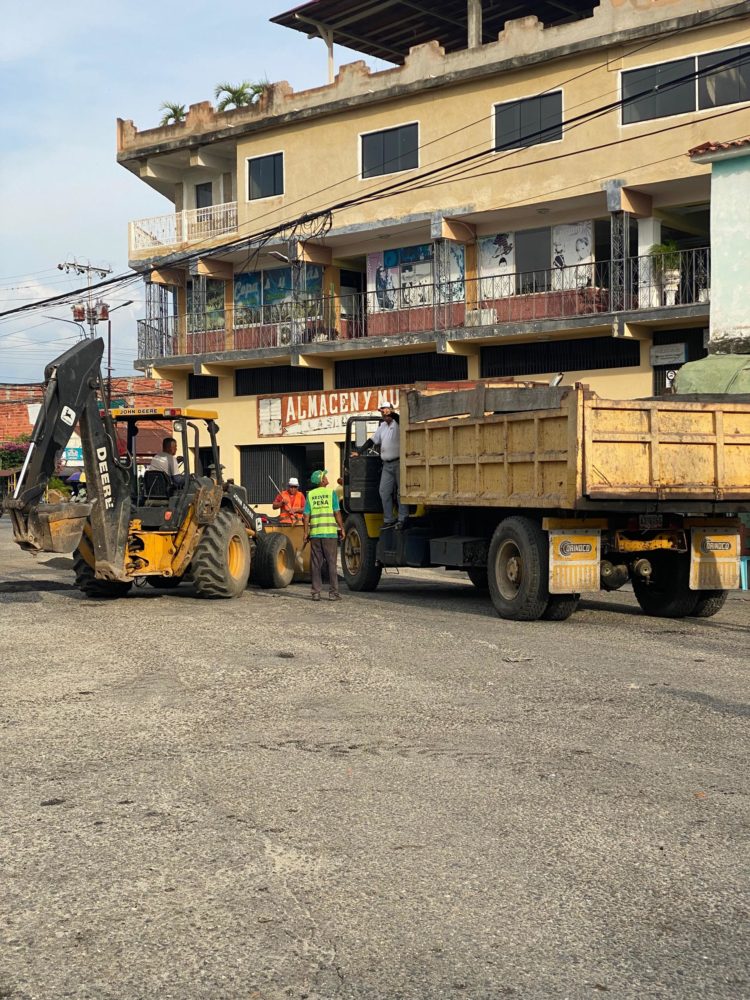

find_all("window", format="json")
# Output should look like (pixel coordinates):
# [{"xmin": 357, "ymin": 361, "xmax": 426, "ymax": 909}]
[
  {"xmin": 698, "ymin": 46, "xmax": 750, "ymax": 109},
  {"xmin": 481, "ymin": 337, "xmax": 641, "ymax": 378},
  {"xmin": 361, "ymin": 123, "xmax": 418, "ymax": 178},
  {"xmin": 335, "ymin": 352, "xmax": 467, "ymax": 390},
  {"xmin": 248, "ymin": 152, "xmax": 283, "ymax": 200},
  {"xmin": 494, "ymin": 92, "xmax": 562, "ymax": 150},
  {"xmin": 195, "ymin": 182, "xmax": 213, "ymax": 209},
  {"xmin": 622, "ymin": 57, "xmax": 694, "ymax": 123},
  {"xmin": 235, "ymin": 365, "xmax": 323, "ymax": 396},
  {"xmin": 187, "ymin": 374, "xmax": 219, "ymax": 399},
  {"xmin": 515, "ymin": 227, "xmax": 552, "ymax": 293}
]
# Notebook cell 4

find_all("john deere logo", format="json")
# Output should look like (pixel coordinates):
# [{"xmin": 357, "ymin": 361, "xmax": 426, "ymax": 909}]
[
  {"xmin": 560, "ymin": 541, "xmax": 592, "ymax": 556},
  {"xmin": 701, "ymin": 538, "xmax": 732, "ymax": 553}
]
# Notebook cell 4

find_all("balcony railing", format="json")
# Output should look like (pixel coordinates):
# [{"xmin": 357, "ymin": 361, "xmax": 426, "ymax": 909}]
[
  {"xmin": 129, "ymin": 202, "xmax": 238, "ymax": 253},
  {"xmin": 137, "ymin": 248, "xmax": 710, "ymax": 360}
]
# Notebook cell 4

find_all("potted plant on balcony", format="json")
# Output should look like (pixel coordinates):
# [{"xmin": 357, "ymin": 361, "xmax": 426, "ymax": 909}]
[{"xmin": 648, "ymin": 240, "xmax": 682, "ymax": 306}]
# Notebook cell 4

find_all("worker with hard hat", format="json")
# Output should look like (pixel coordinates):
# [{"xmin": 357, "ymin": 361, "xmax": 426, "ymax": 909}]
[
  {"xmin": 354, "ymin": 400, "xmax": 408, "ymax": 528},
  {"xmin": 272, "ymin": 476, "xmax": 305, "ymax": 524}
]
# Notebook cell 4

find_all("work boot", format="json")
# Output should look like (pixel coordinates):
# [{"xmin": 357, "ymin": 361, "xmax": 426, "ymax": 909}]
[
  {"xmin": 329, "ymin": 592, "xmax": 341, "ymax": 601},
  {"xmin": 311, "ymin": 593, "xmax": 321, "ymax": 601}
]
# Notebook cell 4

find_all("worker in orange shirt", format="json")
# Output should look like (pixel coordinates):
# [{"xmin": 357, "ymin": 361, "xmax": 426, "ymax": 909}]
[{"xmin": 272, "ymin": 476, "xmax": 305, "ymax": 524}]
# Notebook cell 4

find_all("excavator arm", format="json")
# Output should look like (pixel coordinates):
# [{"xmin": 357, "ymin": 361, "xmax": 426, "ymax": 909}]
[{"xmin": 3, "ymin": 338, "xmax": 132, "ymax": 579}]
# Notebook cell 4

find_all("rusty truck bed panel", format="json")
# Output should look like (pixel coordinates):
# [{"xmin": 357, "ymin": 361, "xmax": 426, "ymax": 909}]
[{"xmin": 400, "ymin": 382, "xmax": 750, "ymax": 508}]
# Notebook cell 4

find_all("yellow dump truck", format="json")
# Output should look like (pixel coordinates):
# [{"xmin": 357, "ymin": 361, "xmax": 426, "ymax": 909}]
[{"xmin": 340, "ymin": 381, "xmax": 750, "ymax": 621}]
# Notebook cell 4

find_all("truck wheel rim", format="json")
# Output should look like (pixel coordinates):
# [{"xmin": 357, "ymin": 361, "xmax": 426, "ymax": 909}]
[
  {"xmin": 496, "ymin": 539, "xmax": 522, "ymax": 600},
  {"xmin": 344, "ymin": 531, "xmax": 362, "ymax": 573},
  {"xmin": 227, "ymin": 536, "xmax": 244, "ymax": 578},
  {"xmin": 276, "ymin": 546, "xmax": 288, "ymax": 573}
]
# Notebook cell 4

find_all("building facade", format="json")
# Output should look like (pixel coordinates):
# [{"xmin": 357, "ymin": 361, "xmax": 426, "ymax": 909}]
[{"xmin": 118, "ymin": 0, "xmax": 750, "ymax": 506}]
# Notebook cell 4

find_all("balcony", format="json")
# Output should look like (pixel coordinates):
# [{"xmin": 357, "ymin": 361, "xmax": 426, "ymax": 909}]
[
  {"xmin": 128, "ymin": 202, "xmax": 238, "ymax": 255},
  {"xmin": 137, "ymin": 248, "xmax": 710, "ymax": 361}
]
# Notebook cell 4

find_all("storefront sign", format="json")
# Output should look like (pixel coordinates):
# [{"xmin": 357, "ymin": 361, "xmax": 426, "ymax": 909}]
[
  {"xmin": 650, "ymin": 343, "xmax": 687, "ymax": 366},
  {"xmin": 258, "ymin": 386, "xmax": 402, "ymax": 437}
]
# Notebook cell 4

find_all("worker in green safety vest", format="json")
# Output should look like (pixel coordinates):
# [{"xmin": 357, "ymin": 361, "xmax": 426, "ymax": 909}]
[{"xmin": 302, "ymin": 469, "xmax": 346, "ymax": 601}]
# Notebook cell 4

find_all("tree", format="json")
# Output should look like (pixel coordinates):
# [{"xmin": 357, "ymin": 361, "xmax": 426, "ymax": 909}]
[
  {"xmin": 214, "ymin": 81, "xmax": 266, "ymax": 112},
  {"xmin": 0, "ymin": 441, "xmax": 29, "ymax": 471},
  {"xmin": 159, "ymin": 102, "xmax": 187, "ymax": 126}
]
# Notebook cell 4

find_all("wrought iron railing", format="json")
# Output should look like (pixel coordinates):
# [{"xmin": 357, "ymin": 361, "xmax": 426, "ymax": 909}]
[{"xmin": 137, "ymin": 248, "xmax": 710, "ymax": 359}]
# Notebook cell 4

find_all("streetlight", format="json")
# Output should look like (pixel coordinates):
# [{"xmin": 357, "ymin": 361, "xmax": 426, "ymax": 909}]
[
  {"xmin": 43, "ymin": 314, "xmax": 88, "ymax": 340},
  {"xmin": 105, "ymin": 300, "xmax": 134, "ymax": 403}
]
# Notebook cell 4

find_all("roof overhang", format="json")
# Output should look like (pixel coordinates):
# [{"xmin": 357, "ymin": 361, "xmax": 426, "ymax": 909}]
[{"xmin": 271, "ymin": 1, "xmax": 598, "ymax": 64}]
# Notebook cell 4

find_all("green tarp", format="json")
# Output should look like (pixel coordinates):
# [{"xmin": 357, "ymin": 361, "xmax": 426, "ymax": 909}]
[{"xmin": 675, "ymin": 354, "xmax": 750, "ymax": 394}]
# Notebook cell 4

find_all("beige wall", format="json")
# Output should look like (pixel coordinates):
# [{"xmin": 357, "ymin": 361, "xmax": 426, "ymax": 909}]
[{"xmin": 234, "ymin": 18, "xmax": 750, "ymax": 239}]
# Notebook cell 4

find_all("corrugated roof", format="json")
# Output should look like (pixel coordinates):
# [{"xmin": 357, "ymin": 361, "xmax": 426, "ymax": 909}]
[{"xmin": 271, "ymin": 1, "xmax": 599, "ymax": 64}]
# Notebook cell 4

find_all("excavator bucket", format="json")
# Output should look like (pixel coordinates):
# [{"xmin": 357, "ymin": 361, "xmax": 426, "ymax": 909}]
[{"xmin": 6, "ymin": 501, "xmax": 92, "ymax": 553}]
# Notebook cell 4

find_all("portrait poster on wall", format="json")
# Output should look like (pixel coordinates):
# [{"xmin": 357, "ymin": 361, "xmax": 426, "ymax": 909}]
[
  {"xmin": 479, "ymin": 233, "xmax": 516, "ymax": 299},
  {"xmin": 367, "ymin": 252, "xmax": 400, "ymax": 312},
  {"xmin": 551, "ymin": 221, "xmax": 594, "ymax": 289}
]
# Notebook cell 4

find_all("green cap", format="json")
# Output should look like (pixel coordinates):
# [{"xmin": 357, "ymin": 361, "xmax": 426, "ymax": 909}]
[{"xmin": 310, "ymin": 469, "xmax": 328, "ymax": 485}]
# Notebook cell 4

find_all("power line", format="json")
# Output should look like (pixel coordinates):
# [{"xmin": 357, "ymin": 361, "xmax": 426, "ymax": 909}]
[{"xmin": 2, "ymin": 3, "xmax": 748, "ymax": 322}]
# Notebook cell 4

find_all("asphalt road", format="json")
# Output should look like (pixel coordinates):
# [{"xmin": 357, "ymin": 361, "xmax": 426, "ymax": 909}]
[{"xmin": 0, "ymin": 518, "xmax": 748, "ymax": 1000}]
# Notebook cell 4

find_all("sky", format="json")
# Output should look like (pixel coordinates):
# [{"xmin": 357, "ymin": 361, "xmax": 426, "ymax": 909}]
[{"xmin": 0, "ymin": 1, "xmax": 384, "ymax": 382}]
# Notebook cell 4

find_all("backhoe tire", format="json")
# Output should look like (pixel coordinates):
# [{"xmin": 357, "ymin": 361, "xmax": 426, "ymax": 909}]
[
  {"xmin": 342, "ymin": 514, "xmax": 381, "ymax": 592},
  {"xmin": 487, "ymin": 516, "xmax": 549, "ymax": 621},
  {"xmin": 690, "ymin": 590, "xmax": 728, "ymax": 618},
  {"xmin": 466, "ymin": 567, "xmax": 489, "ymax": 590},
  {"xmin": 146, "ymin": 575, "xmax": 183, "ymax": 590},
  {"xmin": 191, "ymin": 511, "xmax": 251, "ymax": 599},
  {"xmin": 73, "ymin": 552, "xmax": 133, "ymax": 600},
  {"xmin": 632, "ymin": 552, "xmax": 698, "ymax": 619},
  {"xmin": 542, "ymin": 595, "xmax": 580, "ymax": 621},
  {"xmin": 253, "ymin": 532, "xmax": 295, "ymax": 589}
]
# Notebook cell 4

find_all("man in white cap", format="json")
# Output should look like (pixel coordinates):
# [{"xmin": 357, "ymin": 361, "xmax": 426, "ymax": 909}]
[
  {"xmin": 272, "ymin": 476, "xmax": 305, "ymax": 524},
  {"xmin": 355, "ymin": 401, "xmax": 408, "ymax": 528}
]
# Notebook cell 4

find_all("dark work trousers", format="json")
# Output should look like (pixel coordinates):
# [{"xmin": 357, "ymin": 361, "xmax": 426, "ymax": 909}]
[{"xmin": 310, "ymin": 537, "xmax": 340, "ymax": 595}]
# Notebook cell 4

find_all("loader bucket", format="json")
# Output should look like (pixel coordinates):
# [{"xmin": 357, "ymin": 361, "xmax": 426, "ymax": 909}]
[{"xmin": 8, "ymin": 502, "xmax": 93, "ymax": 553}]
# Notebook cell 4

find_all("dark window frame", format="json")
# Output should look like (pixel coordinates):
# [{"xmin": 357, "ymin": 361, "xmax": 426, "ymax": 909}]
[
  {"xmin": 187, "ymin": 373, "xmax": 220, "ymax": 400},
  {"xmin": 361, "ymin": 122, "xmax": 419, "ymax": 179},
  {"xmin": 247, "ymin": 151, "xmax": 284, "ymax": 201},
  {"xmin": 493, "ymin": 91, "xmax": 563, "ymax": 151},
  {"xmin": 622, "ymin": 46, "xmax": 750, "ymax": 125}
]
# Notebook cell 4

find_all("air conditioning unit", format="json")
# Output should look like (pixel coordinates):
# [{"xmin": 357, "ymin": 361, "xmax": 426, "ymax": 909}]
[{"xmin": 465, "ymin": 308, "xmax": 497, "ymax": 327}]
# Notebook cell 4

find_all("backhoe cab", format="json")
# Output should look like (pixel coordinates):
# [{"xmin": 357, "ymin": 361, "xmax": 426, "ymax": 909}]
[{"xmin": 3, "ymin": 338, "xmax": 262, "ymax": 599}]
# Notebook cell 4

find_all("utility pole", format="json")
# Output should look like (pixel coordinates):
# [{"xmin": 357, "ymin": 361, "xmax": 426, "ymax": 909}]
[{"xmin": 58, "ymin": 259, "xmax": 112, "ymax": 337}]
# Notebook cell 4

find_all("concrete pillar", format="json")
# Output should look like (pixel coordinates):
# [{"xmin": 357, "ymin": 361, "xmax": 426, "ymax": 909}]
[
  {"xmin": 638, "ymin": 217, "xmax": 662, "ymax": 309},
  {"xmin": 467, "ymin": 0, "xmax": 482, "ymax": 48},
  {"xmin": 709, "ymin": 155, "xmax": 750, "ymax": 351}
]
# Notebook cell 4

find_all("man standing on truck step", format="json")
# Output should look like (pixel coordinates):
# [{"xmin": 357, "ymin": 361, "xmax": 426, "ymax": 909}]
[
  {"xmin": 302, "ymin": 469, "xmax": 346, "ymax": 601},
  {"xmin": 272, "ymin": 477, "xmax": 305, "ymax": 524},
  {"xmin": 356, "ymin": 402, "xmax": 408, "ymax": 528}
]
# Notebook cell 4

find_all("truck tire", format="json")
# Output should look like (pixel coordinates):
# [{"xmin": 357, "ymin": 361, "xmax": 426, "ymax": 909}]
[
  {"xmin": 542, "ymin": 595, "xmax": 580, "ymax": 621},
  {"xmin": 487, "ymin": 516, "xmax": 549, "ymax": 621},
  {"xmin": 632, "ymin": 552, "xmax": 698, "ymax": 618},
  {"xmin": 690, "ymin": 590, "xmax": 728, "ymax": 618},
  {"xmin": 466, "ymin": 567, "xmax": 489, "ymax": 590},
  {"xmin": 73, "ymin": 552, "xmax": 133, "ymax": 600},
  {"xmin": 342, "ymin": 514, "xmax": 382, "ymax": 592},
  {"xmin": 191, "ymin": 510, "xmax": 251, "ymax": 599},
  {"xmin": 253, "ymin": 532, "xmax": 295, "ymax": 589},
  {"xmin": 146, "ymin": 575, "xmax": 183, "ymax": 590}
]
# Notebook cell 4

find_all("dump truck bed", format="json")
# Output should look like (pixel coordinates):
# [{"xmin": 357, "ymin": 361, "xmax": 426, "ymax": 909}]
[{"xmin": 401, "ymin": 382, "xmax": 750, "ymax": 510}]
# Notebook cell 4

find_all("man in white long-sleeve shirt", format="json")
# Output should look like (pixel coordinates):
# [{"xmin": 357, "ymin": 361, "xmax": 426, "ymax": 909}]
[
  {"xmin": 148, "ymin": 436, "xmax": 184, "ymax": 485},
  {"xmin": 356, "ymin": 402, "xmax": 408, "ymax": 528}
]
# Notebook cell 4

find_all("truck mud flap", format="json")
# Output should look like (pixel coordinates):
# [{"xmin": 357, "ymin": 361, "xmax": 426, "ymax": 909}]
[
  {"xmin": 689, "ymin": 528, "xmax": 740, "ymax": 590},
  {"xmin": 548, "ymin": 529, "xmax": 601, "ymax": 595}
]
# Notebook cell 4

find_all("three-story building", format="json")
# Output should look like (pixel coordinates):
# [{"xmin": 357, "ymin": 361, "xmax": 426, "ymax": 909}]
[{"xmin": 118, "ymin": 0, "xmax": 750, "ymax": 504}]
